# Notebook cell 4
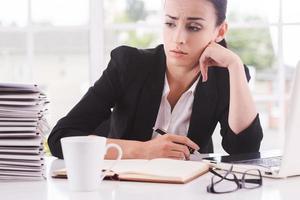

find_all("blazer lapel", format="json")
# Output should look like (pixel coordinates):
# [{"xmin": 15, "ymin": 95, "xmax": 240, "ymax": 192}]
[
  {"xmin": 131, "ymin": 47, "xmax": 166, "ymax": 141},
  {"xmin": 131, "ymin": 46, "xmax": 219, "ymax": 145},
  {"xmin": 187, "ymin": 73, "xmax": 218, "ymax": 149}
]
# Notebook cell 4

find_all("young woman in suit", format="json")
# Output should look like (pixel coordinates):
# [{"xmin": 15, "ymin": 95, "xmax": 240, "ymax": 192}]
[{"xmin": 48, "ymin": 0, "xmax": 263, "ymax": 160}]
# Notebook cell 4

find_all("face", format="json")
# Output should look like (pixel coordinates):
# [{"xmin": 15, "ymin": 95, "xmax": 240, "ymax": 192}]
[{"xmin": 163, "ymin": 0, "xmax": 226, "ymax": 70}]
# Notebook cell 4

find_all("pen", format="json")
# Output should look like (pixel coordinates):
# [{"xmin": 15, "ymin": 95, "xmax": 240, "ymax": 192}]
[{"xmin": 154, "ymin": 128, "xmax": 197, "ymax": 154}]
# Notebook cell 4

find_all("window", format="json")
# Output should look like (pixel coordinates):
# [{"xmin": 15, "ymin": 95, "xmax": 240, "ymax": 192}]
[
  {"xmin": 101, "ymin": 0, "xmax": 300, "ymax": 153},
  {"xmin": 103, "ymin": 0, "xmax": 162, "ymax": 64},
  {"xmin": 0, "ymin": 0, "xmax": 90, "ymax": 127},
  {"xmin": 1, "ymin": 0, "xmax": 299, "ymax": 153}
]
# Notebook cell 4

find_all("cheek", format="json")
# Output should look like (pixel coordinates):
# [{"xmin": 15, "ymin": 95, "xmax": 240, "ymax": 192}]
[
  {"xmin": 189, "ymin": 41, "xmax": 208, "ymax": 58},
  {"xmin": 189, "ymin": 34, "xmax": 212, "ymax": 53},
  {"xmin": 163, "ymin": 28, "xmax": 171, "ymax": 46},
  {"xmin": 191, "ymin": 34, "xmax": 211, "ymax": 45},
  {"xmin": 163, "ymin": 28, "xmax": 170, "ymax": 41}
]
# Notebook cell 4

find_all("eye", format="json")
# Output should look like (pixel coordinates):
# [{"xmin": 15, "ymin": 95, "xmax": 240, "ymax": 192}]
[
  {"xmin": 187, "ymin": 25, "xmax": 201, "ymax": 32},
  {"xmin": 165, "ymin": 22, "xmax": 176, "ymax": 28}
]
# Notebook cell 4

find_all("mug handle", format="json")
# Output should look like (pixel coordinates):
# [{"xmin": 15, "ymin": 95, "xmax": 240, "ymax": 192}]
[{"xmin": 100, "ymin": 143, "xmax": 123, "ymax": 180}]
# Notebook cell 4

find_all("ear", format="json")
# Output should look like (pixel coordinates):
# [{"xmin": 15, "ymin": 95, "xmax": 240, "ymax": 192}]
[{"xmin": 214, "ymin": 22, "xmax": 228, "ymax": 43}]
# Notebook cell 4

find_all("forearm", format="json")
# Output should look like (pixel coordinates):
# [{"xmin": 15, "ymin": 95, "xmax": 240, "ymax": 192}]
[
  {"xmin": 105, "ymin": 138, "xmax": 145, "ymax": 159},
  {"xmin": 228, "ymin": 62, "xmax": 257, "ymax": 134},
  {"xmin": 48, "ymin": 129, "xmax": 89, "ymax": 159}
]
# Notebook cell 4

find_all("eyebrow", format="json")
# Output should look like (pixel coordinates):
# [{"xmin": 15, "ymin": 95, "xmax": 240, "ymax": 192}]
[{"xmin": 165, "ymin": 14, "xmax": 205, "ymax": 21}]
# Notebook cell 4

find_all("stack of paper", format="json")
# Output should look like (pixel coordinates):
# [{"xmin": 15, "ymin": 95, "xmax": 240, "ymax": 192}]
[{"xmin": 0, "ymin": 83, "xmax": 50, "ymax": 181}]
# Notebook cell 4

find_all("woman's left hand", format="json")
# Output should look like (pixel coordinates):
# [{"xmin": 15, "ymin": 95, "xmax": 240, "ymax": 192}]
[{"xmin": 199, "ymin": 42, "xmax": 243, "ymax": 82}]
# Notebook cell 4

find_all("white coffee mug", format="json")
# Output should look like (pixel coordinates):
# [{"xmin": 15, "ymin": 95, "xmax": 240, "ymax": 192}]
[{"xmin": 61, "ymin": 136, "xmax": 122, "ymax": 191}]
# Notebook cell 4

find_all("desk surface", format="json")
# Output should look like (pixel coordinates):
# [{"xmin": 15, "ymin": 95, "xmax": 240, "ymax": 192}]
[{"xmin": 1, "ymin": 156, "xmax": 300, "ymax": 200}]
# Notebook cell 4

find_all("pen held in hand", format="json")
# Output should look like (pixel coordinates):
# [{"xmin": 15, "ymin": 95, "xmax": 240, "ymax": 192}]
[{"xmin": 154, "ymin": 128, "xmax": 198, "ymax": 154}]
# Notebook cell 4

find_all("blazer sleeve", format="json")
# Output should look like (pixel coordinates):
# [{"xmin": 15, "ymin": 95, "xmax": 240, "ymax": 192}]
[
  {"xmin": 47, "ymin": 47, "xmax": 129, "ymax": 159},
  {"xmin": 218, "ymin": 66, "xmax": 264, "ymax": 154}
]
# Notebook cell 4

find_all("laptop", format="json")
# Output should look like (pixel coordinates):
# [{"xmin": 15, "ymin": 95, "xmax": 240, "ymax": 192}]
[{"xmin": 200, "ymin": 62, "xmax": 300, "ymax": 178}]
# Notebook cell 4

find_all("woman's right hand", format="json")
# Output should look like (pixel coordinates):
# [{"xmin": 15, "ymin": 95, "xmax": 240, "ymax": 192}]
[{"xmin": 142, "ymin": 134, "xmax": 200, "ymax": 160}]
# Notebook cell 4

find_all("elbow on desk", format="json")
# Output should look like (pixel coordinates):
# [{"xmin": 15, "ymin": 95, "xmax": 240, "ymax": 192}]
[{"xmin": 47, "ymin": 131, "xmax": 64, "ymax": 159}]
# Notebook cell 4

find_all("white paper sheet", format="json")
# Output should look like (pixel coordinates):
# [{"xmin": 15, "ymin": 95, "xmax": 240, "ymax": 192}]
[
  {"xmin": 0, "ymin": 126, "xmax": 37, "ymax": 132},
  {"xmin": 0, "ymin": 117, "xmax": 39, "ymax": 122},
  {"xmin": 0, "ymin": 146, "xmax": 42, "ymax": 154},
  {"xmin": 0, "ymin": 165, "xmax": 43, "ymax": 172},
  {"xmin": 0, "ymin": 136, "xmax": 42, "ymax": 146},
  {"xmin": 0, "ymin": 153, "xmax": 44, "ymax": 161},
  {"xmin": 0, "ymin": 170, "xmax": 44, "ymax": 177},
  {"xmin": 0, "ymin": 93, "xmax": 41, "ymax": 99},
  {"xmin": 0, "ymin": 121, "xmax": 38, "ymax": 126},
  {"xmin": 0, "ymin": 132, "xmax": 40, "ymax": 138},
  {"xmin": 0, "ymin": 159, "xmax": 44, "ymax": 167},
  {"xmin": 0, "ymin": 83, "xmax": 41, "ymax": 93}
]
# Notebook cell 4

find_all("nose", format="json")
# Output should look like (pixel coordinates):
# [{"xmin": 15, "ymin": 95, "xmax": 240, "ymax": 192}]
[{"xmin": 172, "ymin": 25, "xmax": 187, "ymax": 45}]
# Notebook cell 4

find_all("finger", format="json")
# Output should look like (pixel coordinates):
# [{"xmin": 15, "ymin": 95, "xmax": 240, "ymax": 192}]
[
  {"xmin": 168, "ymin": 135, "xmax": 200, "ymax": 151},
  {"xmin": 168, "ymin": 142, "xmax": 190, "ymax": 159},
  {"xmin": 199, "ymin": 55, "xmax": 206, "ymax": 82},
  {"xmin": 199, "ymin": 52, "xmax": 209, "ymax": 82},
  {"xmin": 203, "ymin": 62, "xmax": 208, "ymax": 82},
  {"xmin": 207, "ymin": 57, "xmax": 216, "ymax": 67},
  {"xmin": 167, "ymin": 151, "xmax": 186, "ymax": 160}
]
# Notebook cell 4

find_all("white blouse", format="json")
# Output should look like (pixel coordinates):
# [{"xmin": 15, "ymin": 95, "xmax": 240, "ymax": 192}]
[{"xmin": 152, "ymin": 75, "xmax": 200, "ymax": 138}]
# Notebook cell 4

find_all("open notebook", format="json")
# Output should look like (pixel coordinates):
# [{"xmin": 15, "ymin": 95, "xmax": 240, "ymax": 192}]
[{"xmin": 52, "ymin": 158, "xmax": 209, "ymax": 184}]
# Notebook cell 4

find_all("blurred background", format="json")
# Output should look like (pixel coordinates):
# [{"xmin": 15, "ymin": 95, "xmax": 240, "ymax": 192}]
[{"xmin": 0, "ymin": 0, "xmax": 299, "ymax": 154}]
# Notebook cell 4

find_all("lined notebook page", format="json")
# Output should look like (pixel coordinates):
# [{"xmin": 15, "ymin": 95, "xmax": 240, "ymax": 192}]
[
  {"xmin": 103, "ymin": 158, "xmax": 208, "ymax": 178},
  {"xmin": 103, "ymin": 159, "xmax": 149, "ymax": 173},
  {"xmin": 136, "ymin": 159, "xmax": 208, "ymax": 178}
]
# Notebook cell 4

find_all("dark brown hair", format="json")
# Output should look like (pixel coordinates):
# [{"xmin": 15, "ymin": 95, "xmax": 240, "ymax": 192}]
[
  {"xmin": 207, "ymin": 0, "xmax": 227, "ymax": 26},
  {"xmin": 207, "ymin": 0, "xmax": 227, "ymax": 47}
]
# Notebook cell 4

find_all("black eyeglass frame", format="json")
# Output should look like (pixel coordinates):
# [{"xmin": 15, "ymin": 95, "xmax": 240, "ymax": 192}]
[{"xmin": 207, "ymin": 165, "xmax": 263, "ymax": 194}]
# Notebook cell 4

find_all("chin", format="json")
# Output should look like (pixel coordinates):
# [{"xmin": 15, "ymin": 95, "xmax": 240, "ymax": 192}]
[
  {"xmin": 168, "ymin": 59, "xmax": 184, "ymax": 66},
  {"xmin": 168, "ymin": 58, "xmax": 193, "ymax": 68}
]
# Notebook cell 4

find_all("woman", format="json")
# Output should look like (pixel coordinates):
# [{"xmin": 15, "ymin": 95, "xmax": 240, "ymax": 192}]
[{"xmin": 48, "ymin": 0, "xmax": 263, "ymax": 160}]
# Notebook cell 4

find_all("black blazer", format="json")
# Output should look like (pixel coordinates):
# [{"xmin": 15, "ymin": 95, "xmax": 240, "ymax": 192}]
[{"xmin": 48, "ymin": 44, "xmax": 263, "ymax": 159}]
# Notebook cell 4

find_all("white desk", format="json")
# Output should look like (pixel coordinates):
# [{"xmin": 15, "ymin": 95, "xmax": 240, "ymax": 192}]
[{"xmin": 1, "ymin": 156, "xmax": 300, "ymax": 200}]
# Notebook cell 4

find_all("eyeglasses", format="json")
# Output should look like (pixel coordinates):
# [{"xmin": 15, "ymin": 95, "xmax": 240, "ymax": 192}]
[{"xmin": 207, "ymin": 165, "xmax": 263, "ymax": 194}]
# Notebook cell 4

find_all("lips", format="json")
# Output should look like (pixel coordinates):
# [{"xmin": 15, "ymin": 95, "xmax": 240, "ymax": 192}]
[
  {"xmin": 169, "ymin": 49, "xmax": 188, "ymax": 59},
  {"xmin": 170, "ymin": 49, "xmax": 188, "ymax": 55}
]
